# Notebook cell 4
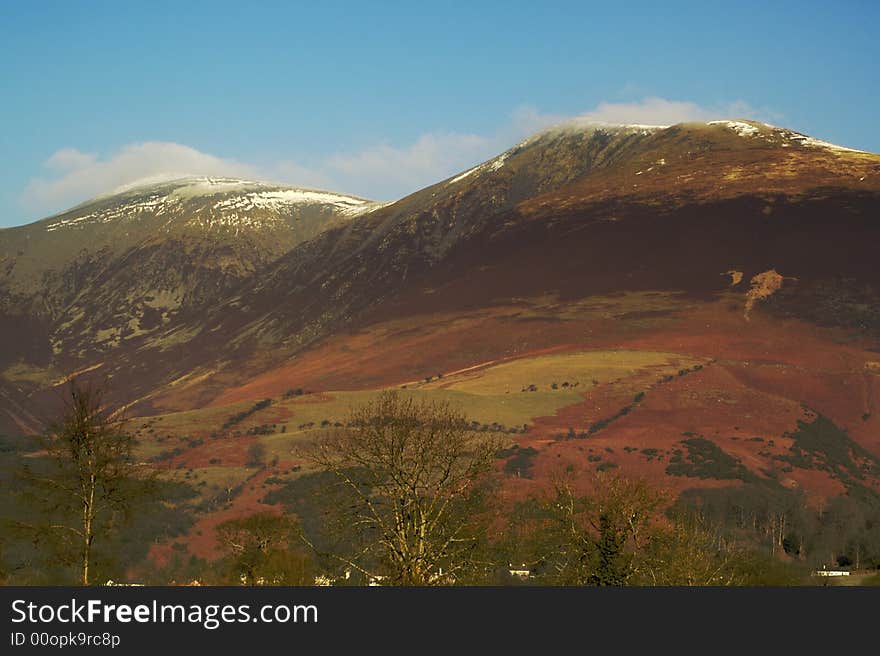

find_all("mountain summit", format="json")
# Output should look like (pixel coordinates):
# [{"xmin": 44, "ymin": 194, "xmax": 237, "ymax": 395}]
[
  {"xmin": 46, "ymin": 176, "xmax": 377, "ymax": 235},
  {"xmin": 3, "ymin": 176, "xmax": 378, "ymax": 295}
]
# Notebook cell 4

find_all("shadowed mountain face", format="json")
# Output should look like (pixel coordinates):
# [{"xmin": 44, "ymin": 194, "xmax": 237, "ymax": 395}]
[{"xmin": 2, "ymin": 121, "xmax": 879, "ymax": 439}]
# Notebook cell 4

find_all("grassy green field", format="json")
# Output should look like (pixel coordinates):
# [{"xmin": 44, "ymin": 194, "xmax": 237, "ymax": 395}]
[
  {"xmin": 418, "ymin": 349, "xmax": 699, "ymax": 394},
  {"xmin": 142, "ymin": 349, "xmax": 704, "ymax": 445},
  {"xmin": 144, "ymin": 350, "xmax": 695, "ymax": 447},
  {"xmin": 127, "ymin": 348, "xmax": 706, "ymax": 500}
]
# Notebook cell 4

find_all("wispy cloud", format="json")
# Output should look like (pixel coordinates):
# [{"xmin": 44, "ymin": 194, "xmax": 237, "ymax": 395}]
[
  {"xmin": 44, "ymin": 148, "xmax": 100, "ymax": 172},
  {"xmin": 22, "ymin": 97, "xmax": 776, "ymax": 216},
  {"xmin": 23, "ymin": 142, "xmax": 258, "ymax": 215},
  {"xmin": 320, "ymin": 132, "xmax": 492, "ymax": 200},
  {"xmin": 578, "ymin": 97, "xmax": 738, "ymax": 125},
  {"xmin": 514, "ymin": 97, "xmax": 772, "ymax": 130}
]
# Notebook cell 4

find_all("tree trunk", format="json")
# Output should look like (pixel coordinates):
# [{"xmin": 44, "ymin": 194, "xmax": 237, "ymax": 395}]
[{"xmin": 82, "ymin": 474, "xmax": 96, "ymax": 586}]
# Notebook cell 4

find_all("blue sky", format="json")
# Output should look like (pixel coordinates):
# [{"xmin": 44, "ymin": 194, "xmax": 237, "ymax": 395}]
[{"xmin": 1, "ymin": 0, "xmax": 877, "ymax": 227}]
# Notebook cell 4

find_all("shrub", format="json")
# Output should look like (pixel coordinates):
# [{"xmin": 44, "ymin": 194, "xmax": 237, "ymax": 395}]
[
  {"xmin": 222, "ymin": 399, "xmax": 274, "ymax": 430},
  {"xmin": 665, "ymin": 437, "xmax": 755, "ymax": 482},
  {"xmin": 502, "ymin": 446, "xmax": 539, "ymax": 478}
]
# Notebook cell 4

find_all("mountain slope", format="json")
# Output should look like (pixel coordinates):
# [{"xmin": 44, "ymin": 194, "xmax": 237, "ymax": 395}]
[
  {"xmin": 0, "ymin": 177, "xmax": 377, "ymax": 431},
  {"xmin": 160, "ymin": 120, "xmax": 878, "ymax": 533},
  {"xmin": 160, "ymin": 125, "xmax": 677, "ymax": 360},
  {"xmin": 143, "ymin": 120, "xmax": 880, "ymax": 404}
]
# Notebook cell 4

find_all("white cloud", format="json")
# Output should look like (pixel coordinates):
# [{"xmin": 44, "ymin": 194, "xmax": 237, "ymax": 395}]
[
  {"xmin": 320, "ymin": 132, "xmax": 493, "ymax": 200},
  {"xmin": 23, "ymin": 142, "xmax": 259, "ymax": 215},
  {"xmin": 516, "ymin": 97, "xmax": 772, "ymax": 131},
  {"xmin": 576, "ymin": 97, "xmax": 724, "ymax": 125},
  {"xmin": 508, "ymin": 106, "xmax": 572, "ymax": 136},
  {"xmin": 273, "ymin": 160, "xmax": 336, "ymax": 193},
  {"xmin": 21, "ymin": 97, "xmax": 777, "ymax": 216},
  {"xmin": 44, "ymin": 148, "xmax": 98, "ymax": 172}
]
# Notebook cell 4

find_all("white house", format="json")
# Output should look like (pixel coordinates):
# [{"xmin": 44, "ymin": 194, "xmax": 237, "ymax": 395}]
[{"xmin": 508, "ymin": 563, "xmax": 532, "ymax": 579}]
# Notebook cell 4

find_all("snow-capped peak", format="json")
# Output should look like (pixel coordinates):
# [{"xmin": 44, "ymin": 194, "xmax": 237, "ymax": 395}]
[
  {"xmin": 543, "ymin": 119, "xmax": 668, "ymax": 138},
  {"xmin": 565, "ymin": 119, "xmax": 669, "ymax": 130},
  {"xmin": 44, "ymin": 177, "xmax": 377, "ymax": 233},
  {"xmin": 105, "ymin": 175, "xmax": 257, "ymax": 197}
]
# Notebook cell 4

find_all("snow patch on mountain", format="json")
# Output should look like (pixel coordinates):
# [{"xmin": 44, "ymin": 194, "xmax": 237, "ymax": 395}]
[
  {"xmin": 212, "ymin": 188, "xmax": 372, "ymax": 213},
  {"xmin": 782, "ymin": 133, "xmax": 866, "ymax": 153},
  {"xmin": 340, "ymin": 200, "xmax": 393, "ymax": 216},
  {"xmin": 708, "ymin": 120, "xmax": 760, "ymax": 136},
  {"xmin": 558, "ymin": 120, "xmax": 668, "ymax": 135},
  {"xmin": 708, "ymin": 120, "xmax": 867, "ymax": 153},
  {"xmin": 44, "ymin": 177, "xmax": 374, "ymax": 233},
  {"xmin": 449, "ymin": 152, "xmax": 511, "ymax": 185},
  {"xmin": 46, "ymin": 194, "xmax": 183, "ymax": 232}
]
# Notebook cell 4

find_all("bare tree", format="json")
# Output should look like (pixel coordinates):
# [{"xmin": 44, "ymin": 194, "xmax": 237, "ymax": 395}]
[
  {"xmin": 21, "ymin": 378, "xmax": 146, "ymax": 585},
  {"xmin": 640, "ymin": 511, "xmax": 745, "ymax": 586},
  {"xmin": 519, "ymin": 474, "xmax": 760, "ymax": 586},
  {"xmin": 538, "ymin": 474, "xmax": 663, "ymax": 585},
  {"xmin": 301, "ymin": 392, "xmax": 499, "ymax": 585}
]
